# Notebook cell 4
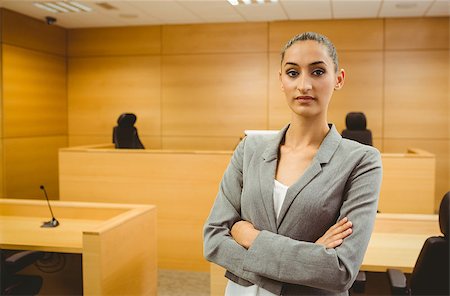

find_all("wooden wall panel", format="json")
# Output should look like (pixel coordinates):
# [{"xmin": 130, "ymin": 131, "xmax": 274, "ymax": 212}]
[
  {"xmin": 162, "ymin": 136, "xmax": 240, "ymax": 150},
  {"xmin": 4, "ymin": 136, "xmax": 67, "ymax": 200},
  {"xmin": 162, "ymin": 22, "xmax": 267, "ymax": 54},
  {"xmin": 68, "ymin": 56, "xmax": 161, "ymax": 137},
  {"xmin": 2, "ymin": 9, "xmax": 66, "ymax": 56},
  {"xmin": 68, "ymin": 135, "xmax": 162, "ymax": 149},
  {"xmin": 329, "ymin": 51, "xmax": 383, "ymax": 138},
  {"xmin": 384, "ymin": 139, "xmax": 449, "ymax": 212},
  {"xmin": 385, "ymin": 17, "xmax": 449, "ymax": 50},
  {"xmin": 268, "ymin": 52, "xmax": 290, "ymax": 129},
  {"xmin": 269, "ymin": 19, "xmax": 383, "ymax": 53},
  {"xmin": 162, "ymin": 53, "xmax": 267, "ymax": 137},
  {"xmin": 384, "ymin": 51, "xmax": 448, "ymax": 139},
  {"xmin": 68, "ymin": 26, "xmax": 161, "ymax": 57},
  {"xmin": 3, "ymin": 45, "xmax": 67, "ymax": 137}
]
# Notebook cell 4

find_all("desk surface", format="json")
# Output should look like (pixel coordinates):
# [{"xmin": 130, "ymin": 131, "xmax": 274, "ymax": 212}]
[
  {"xmin": 0, "ymin": 198, "xmax": 157, "ymax": 295},
  {"xmin": 0, "ymin": 216, "xmax": 101, "ymax": 253}
]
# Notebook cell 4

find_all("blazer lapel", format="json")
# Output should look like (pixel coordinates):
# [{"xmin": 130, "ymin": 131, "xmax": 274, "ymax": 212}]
[
  {"xmin": 276, "ymin": 125, "xmax": 342, "ymax": 229},
  {"xmin": 259, "ymin": 125, "xmax": 289, "ymax": 232}
]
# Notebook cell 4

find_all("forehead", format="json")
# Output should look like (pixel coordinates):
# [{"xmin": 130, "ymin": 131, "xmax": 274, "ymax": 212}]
[{"xmin": 282, "ymin": 40, "xmax": 331, "ymax": 66}]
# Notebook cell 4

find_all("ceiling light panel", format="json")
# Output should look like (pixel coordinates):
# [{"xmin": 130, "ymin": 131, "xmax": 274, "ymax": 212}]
[
  {"xmin": 33, "ymin": 1, "xmax": 92, "ymax": 13},
  {"xmin": 379, "ymin": 0, "xmax": 433, "ymax": 17}
]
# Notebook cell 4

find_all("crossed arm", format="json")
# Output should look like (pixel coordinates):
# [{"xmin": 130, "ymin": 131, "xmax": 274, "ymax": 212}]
[{"xmin": 231, "ymin": 216, "xmax": 353, "ymax": 250}]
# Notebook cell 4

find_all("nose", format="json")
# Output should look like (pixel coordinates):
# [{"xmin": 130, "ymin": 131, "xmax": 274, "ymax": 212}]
[{"xmin": 296, "ymin": 74, "xmax": 312, "ymax": 93}]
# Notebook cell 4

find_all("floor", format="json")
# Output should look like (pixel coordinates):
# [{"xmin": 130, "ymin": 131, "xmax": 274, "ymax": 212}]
[{"xmin": 158, "ymin": 269, "xmax": 210, "ymax": 296}]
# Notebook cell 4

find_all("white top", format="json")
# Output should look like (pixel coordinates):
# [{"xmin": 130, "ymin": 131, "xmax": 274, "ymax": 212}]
[{"xmin": 225, "ymin": 180, "xmax": 289, "ymax": 296}]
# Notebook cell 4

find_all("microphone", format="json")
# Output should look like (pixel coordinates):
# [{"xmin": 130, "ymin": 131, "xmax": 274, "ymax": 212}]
[{"xmin": 40, "ymin": 185, "xmax": 59, "ymax": 228}]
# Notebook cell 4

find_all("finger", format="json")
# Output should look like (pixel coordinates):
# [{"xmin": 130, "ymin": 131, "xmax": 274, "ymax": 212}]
[
  {"xmin": 325, "ymin": 239, "xmax": 343, "ymax": 249},
  {"xmin": 327, "ymin": 227, "xmax": 353, "ymax": 242},
  {"xmin": 329, "ymin": 221, "xmax": 352, "ymax": 236},
  {"xmin": 327, "ymin": 217, "xmax": 348, "ymax": 232}
]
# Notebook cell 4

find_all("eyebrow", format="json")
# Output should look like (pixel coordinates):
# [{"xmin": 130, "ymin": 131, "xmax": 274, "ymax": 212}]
[{"xmin": 284, "ymin": 60, "xmax": 327, "ymax": 67}]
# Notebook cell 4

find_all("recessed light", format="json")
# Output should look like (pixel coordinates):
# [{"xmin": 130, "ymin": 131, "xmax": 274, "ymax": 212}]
[{"xmin": 395, "ymin": 2, "xmax": 418, "ymax": 9}]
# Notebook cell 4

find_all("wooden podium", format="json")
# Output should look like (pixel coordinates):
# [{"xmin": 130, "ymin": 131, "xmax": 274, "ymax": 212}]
[{"xmin": 0, "ymin": 198, "xmax": 157, "ymax": 295}]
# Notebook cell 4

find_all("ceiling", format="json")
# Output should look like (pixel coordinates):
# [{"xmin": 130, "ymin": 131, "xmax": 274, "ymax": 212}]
[{"xmin": 0, "ymin": 0, "xmax": 448, "ymax": 28}]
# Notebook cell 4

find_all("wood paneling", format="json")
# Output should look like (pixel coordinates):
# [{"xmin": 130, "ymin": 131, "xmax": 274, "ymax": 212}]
[
  {"xmin": 384, "ymin": 139, "xmax": 449, "ymax": 212},
  {"xmin": 162, "ymin": 22, "xmax": 267, "ymax": 54},
  {"xmin": 4, "ymin": 136, "xmax": 67, "ymax": 200},
  {"xmin": 269, "ymin": 19, "xmax": 383, "ymax": 53},
  {"xmin": 385, "ymin": 17, "xmax": 449, "ymax": 50},
  {"xmin": 162, "ymin": 53, "xmax": 267, "ymax": 137},
  {"xmin": 162, "ymin": 136, "xmax": 241, "ymax": 150},
  {"xmin": 268, "ymin": 52, "xmax": 290, "ymax": 129},
  {"xmin": 68, "ymin": 135, "xmax": 162, "ymax": 149},
  {"xmin": 68, "ymin": 26, "xmax": 161, "ymax": 57},
  {"xmin": 384, "ymin": 51, "xmax": 448, "ymax": 139},
  {"xmin": 3, "ymin": 45, "xmax": 67, "ymax": 137},
  {"xmin": 68, "ymin": 56, "xmax": 161, "ymax": 137},
  {"xmin": 2, "ymin": 9, "xmax": 66, "ymax": 56},
  {"xmin": 59, "ymin": 147, "xmax": 232, "ymax": 271},
  {"xmin": 329, "ymin": 51, "xmax": 383, "ymax": 138}
]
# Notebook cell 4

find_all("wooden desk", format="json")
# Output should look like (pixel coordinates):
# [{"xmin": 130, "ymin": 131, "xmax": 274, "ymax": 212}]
[
  {"xmin": 59, "ymin": 144, "xmax": 231, "ymax": 271},
  {"xmin": 210, "ymin": 213, "xmax": 441, "ymax": 296},
  {"xmin": 0, "ymin": 198, "xmax": 157, "ymax": 295},
  {"xmin": 58, "ymin": 145, "xmax": 435, "ymax": 272},
  {"xmin": 379, "ymin": 148, "xmax": 435, "ymax": 214}
]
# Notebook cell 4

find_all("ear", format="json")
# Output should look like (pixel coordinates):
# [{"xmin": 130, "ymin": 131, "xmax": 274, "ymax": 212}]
[
  {"xmin": 334, "ymin": 69, "xmax": 345, "ymax": 90},
  {"xmin": 279, "ymin": 70, "xmax": 285, "ymax": 92}
]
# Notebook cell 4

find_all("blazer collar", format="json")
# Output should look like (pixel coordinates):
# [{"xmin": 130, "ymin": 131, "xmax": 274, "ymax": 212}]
[{"xmin": 261, "ymin": 123, "xmax": 342, "ymax": 164}]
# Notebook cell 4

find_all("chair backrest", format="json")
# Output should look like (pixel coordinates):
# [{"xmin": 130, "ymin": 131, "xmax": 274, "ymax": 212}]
[
  {"xmin": 341, "ymin": 112, "xmax": 373, "ymax": 146},
  {"xmin": 112, "ymin": 113, "xmax": 145, "ymax": 149},
  {"xmin": 410, "ymin": 192, "xmax": 449, "ymax": 295}
]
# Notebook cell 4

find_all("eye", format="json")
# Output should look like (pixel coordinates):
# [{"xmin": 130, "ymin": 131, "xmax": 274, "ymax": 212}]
[
  {"xmin": 312, "ymin": 69, "xmax": 325, "ymax": 76},
  {"xmin": 286, "ymin": 69, "xmax": 299, "ymax": 78}
]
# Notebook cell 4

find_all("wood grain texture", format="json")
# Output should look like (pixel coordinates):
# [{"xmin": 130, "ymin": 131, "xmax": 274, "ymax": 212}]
[
  {"xmin": 162, "ymin": 22, "xmax": 267, "ymax": 54},
  {"xmin": 162, "ymin": 53, "xmax": 268, "ymax": 137},
  {"xmin": 0, "ymin": 199, "xmax": 157, "ymax": 295},
  {"xmin": 2, "ymin": 9, "xmax": 66, "ymax": 56},
  {"xmin": 68, "ymin": 56, "xmax": 161, "ymax": 137},
  {"xmin": 162, "ymin": 136, "xmax": 241, "ymax": 150},
  {"xmin": 69, "ymin": 135, "xmax": 162, "ymax": 149},
  {"xmin": 380, "ymin": 149, "xmax": 435, "ymax": 214},
  {"xmin": 68, "ymin": 25, "xmax": 161, "ymax": 56},
  {"xmin": 384, "ymin": 51, "xmax": 449, "ymax": 139},
  {"xmin": 3, "ymin": 45, "xmax": 67, "ymax": 137},
  {"xmin": 384, "ymin": 139, "xmax": 449, "ymax": 213},
  {"xmin": 3, "ymin": 136, "xmax": 68, "ymax": 200},
  {"xmin": 385, "ymin": 17, "xmax": 449, "ymax": 50},
  {"xmin": 59, "ymin": 147, "xmax": 232, "ymax": 271},
  {"xmin": 269, "ymin": 19, "xmax": 383, "ymax": 53}
]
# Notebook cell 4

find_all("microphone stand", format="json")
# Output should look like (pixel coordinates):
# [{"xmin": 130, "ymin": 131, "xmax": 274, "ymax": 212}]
[{"xmin": 40, "ymin": 185, "xmax": 59, "ymax": 228}]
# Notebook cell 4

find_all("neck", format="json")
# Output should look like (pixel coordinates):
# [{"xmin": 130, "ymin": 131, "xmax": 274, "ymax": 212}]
[{"xmin": 284, "ymin": 115, "xmax": 330, "ymax": 149}]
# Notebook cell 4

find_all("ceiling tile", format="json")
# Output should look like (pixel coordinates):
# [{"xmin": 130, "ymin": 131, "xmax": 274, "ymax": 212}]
[
  {"xmin": 234, "ymin": 2, "xmax": 286, "ymax": 22},
  {"xmin": 124, "ymin": 1, "xmax": 201, "ymax": 24},
  {"xmin": 332, "ymin": 0, "xmax": 382, "ymax": 19},
  {"xmin": 426, "ymin": 0, "xmax": 450, "ymax": 16},
  {"xmin": 379, "ymin": 0, "xmax": 434, "ymax": 18},
  {"xmin": 177, "ymin": 0, "xmax": 245, "ymax": 23},
  {"xmin": 280, "ymin": 0, "xmax": 332, "ymax": 20}
]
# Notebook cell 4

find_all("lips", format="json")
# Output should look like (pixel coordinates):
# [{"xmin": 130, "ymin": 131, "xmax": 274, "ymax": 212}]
[{"xmin": 295, "ymin": 96, "xmax": 315, "ymax": 101}]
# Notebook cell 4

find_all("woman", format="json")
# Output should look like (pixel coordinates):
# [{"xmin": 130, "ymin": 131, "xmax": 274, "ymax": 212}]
[{"xmin": 203, "ymin": 32, "xmax": 382, "ymax": 295}]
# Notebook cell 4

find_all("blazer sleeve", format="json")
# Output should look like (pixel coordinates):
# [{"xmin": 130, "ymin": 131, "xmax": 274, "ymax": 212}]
[
  {"xmin": 203, "ymin": 137, "xmax": 253, "ymax": 280},
  {"xmin": 240, "ymin": 148, "xmax": 383, "ymax": 292}
]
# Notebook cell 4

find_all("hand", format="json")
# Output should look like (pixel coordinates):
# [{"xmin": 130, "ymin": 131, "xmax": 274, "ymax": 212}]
[
  {"xmin": 315, "ymin": 217, "xmax": 353, "ymax": 249},
  {"xmin": 230, "ymin": 220, "xmax": 260, "ymax": 249}
]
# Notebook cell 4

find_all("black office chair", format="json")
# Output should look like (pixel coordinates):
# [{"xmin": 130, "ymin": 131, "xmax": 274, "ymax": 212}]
[
  {"xmin": 112, "ymin": 113, "xmax": 145, "ymax": 149},
  {"xmin": 341, "ymin": 112, "xmax": 373, "ymax": 146},
  {"xmin": 387, "ymin": 191, "xmax": 449, "ymax": 295},
  {"xmin": 1, "ymin": 250, "xmax": 44, "ymax": 295}
]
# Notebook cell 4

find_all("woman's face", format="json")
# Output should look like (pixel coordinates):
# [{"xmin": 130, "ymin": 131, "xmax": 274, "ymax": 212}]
[{"xmin": 279, "ymin": 40, "xmax": 344, "ymax": 119}]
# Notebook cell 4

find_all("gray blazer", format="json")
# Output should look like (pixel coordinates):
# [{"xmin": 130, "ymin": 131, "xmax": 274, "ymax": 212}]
[{"xmin": 203, "ymin": 124, "xmax": 382, "ymax": 295}]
